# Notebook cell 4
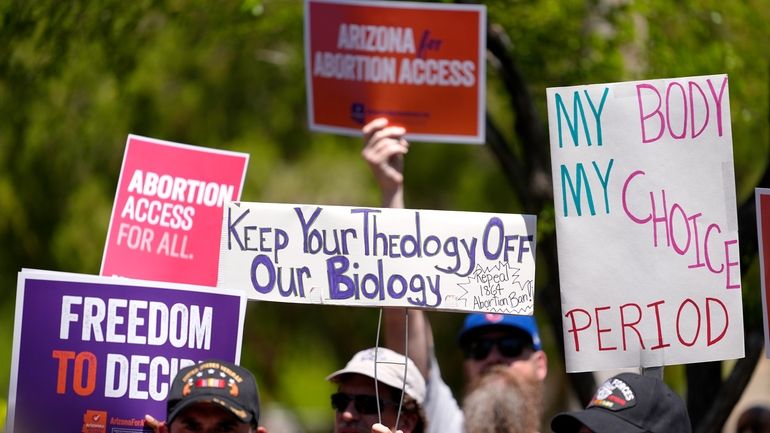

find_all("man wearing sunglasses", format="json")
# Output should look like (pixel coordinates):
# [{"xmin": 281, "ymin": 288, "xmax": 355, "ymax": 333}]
[
  {"xmin": 362, "ymin": 118, "xmax": 548, "ymax": 433},
  {"xmin": 327, "ymin": 347, "xmax": 427, "ymax": 433},
  {"xmin": 458, "ymin": 313, "xmax": 547, "ymax": 391}
]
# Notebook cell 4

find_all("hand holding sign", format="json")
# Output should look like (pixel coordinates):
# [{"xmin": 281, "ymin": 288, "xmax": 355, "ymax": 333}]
[
  {"xmin": 143, "ymin": 414, "xmax": 167, "ymax": 433},
  {"xmin": 362, "ymin": 118, "xmax": 409, "ymax": 208}
]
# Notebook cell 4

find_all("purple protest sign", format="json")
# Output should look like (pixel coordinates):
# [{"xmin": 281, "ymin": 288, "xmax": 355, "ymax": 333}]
[{"xmin": 6, "ymin": 270, "xmax": 246, "ymax": 433}]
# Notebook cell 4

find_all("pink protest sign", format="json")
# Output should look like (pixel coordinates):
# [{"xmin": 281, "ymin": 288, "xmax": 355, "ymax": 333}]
[
  {"xmin": 757, "ymin": 188, "xmax": 770, "ymax": 358},
  {"xmin": 547, "ymin": 74, "xmax": 743, "ymax": 372},
  {"xmin": 101, "ymin": 135, "xmax": 248, "ymax": 286}
]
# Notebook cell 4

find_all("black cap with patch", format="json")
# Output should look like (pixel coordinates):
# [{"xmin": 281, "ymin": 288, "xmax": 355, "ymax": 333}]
[
  {"xmin": 167, "ymin": 360, "xmax": 260, "ymax": 427},
  {"xmin": 550, "ymin": 373, "xmax": 691, "ymax": 433}
]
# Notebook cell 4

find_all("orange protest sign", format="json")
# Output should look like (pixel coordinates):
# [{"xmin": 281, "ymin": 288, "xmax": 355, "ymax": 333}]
[{"xmin": 305, "ymin": 0, "xmax": 486, "ymax": 144}]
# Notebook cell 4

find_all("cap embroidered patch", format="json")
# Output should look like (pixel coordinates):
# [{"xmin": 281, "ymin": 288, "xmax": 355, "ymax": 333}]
[
  {"xmin": 181, "ymin": 366, "xmax": 241, "ymax": 397},
  {"xmin": 588, "ymin": 377, "xmax": 637, "ymax": 411},
  {"xmin": 167, "ymin": 360, "xmax": 260, "ymax": 426}
]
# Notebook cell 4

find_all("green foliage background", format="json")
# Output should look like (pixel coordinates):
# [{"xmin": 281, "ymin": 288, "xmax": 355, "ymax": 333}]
[{"xmin": 0, "ymin": 0, "xmax": 768, "ymax": 431}]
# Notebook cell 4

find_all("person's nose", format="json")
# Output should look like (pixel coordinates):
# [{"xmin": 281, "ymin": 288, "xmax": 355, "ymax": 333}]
[
  {"xmin": 341, "ymin": 400, "xmax": 359, "ymax": 421},
  {"xmin": 484, "ymin": 345, "xmax": 505, "ymax": 365}
]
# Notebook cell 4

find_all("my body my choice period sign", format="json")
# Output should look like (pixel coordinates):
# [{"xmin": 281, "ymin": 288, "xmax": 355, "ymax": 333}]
[
  {"xmin": 547, "ymin": 74, "xmax": 743, "ymax": 372},
  {"xmin": 101, "ymin": 134, "xmax": 248, "ymax": 287},
  {"xmin": 305, "ymin": 0, "xmax": 486, "ymax": 143},
  {"xmin": 219, "ymin": 202, "xmax": 537, "ymax": 314},
  {"xmin": 6, "ymin": 270, "xmax": 246, "ymax": 433}
]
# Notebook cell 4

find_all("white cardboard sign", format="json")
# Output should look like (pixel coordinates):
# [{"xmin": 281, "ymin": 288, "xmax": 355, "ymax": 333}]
[
  {"xmin": 547, "ymin": 74, "xmax": 744, "ymax": 372},
  {"xmin": 218, "ymin": 202, "xmax": 536, "ymax": 314}
]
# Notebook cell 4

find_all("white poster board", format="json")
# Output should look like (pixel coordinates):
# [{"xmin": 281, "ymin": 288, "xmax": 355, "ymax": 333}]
[
  {"xmin": 547, "ymin": 74, "xmax": 744, "ymax": 372},
  {"xmin": 218, "ymin": 202, "xmax": 537, "ymax": 314}
]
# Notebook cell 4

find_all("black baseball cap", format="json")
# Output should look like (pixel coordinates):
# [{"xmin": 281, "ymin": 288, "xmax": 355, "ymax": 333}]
[
  {"xmin": 167, "ymin": 360, "xmax": 260, "ymax": 426},
  {"xmin": 550, "ymin": 373, "xmax": 691, "ymax": 433}
]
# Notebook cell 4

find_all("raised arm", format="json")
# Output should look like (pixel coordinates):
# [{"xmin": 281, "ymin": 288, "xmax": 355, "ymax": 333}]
[
  {"xmin": 362, "ymin": 118, "xmax": 432, "ymax": 378},
  {"xmin": 382, "ymin": 308, "xmax": 432, "ymax": 379},
  {"xmin": 362, "ymin": 117, "xmax": 409, "ymax": 208}
]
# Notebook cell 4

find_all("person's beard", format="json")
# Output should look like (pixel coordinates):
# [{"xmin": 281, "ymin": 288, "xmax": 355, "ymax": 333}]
[{"xmin": 462, "ymin": 365, "xmax": 543, "ymax": 433}]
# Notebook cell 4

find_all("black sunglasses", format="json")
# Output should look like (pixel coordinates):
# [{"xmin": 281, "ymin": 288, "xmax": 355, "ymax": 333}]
[
  {"xmin": 462, "ymin": 336, "xmax": 532, "ymax": 360},
  {"xmin": 331, "ymin": 392, "xmax": 394, "ymax": 415}
]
